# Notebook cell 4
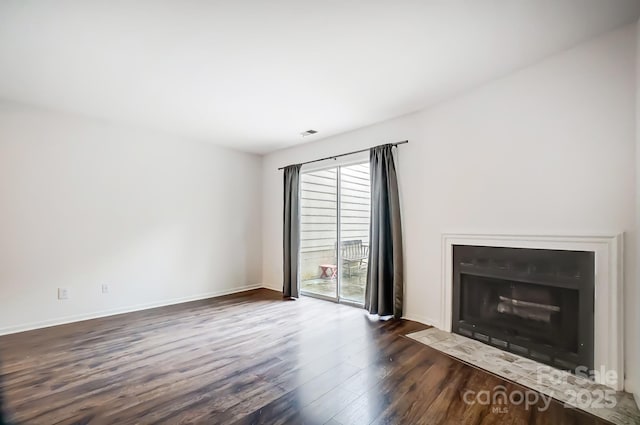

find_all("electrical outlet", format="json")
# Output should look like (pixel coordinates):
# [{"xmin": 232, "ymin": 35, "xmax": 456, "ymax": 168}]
[
  {"xmin": 101, "ymin": 284, "xmax": 109, "ymax": 294},
  {"xmin": 58, "ymin": 288, "xmax": 69, "ymax": 300}
]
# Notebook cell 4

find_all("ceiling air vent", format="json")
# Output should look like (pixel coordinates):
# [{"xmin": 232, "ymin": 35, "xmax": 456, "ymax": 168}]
[{"xmin": 300, "ymin": 129, "xmax": 318, "ymax": 137}]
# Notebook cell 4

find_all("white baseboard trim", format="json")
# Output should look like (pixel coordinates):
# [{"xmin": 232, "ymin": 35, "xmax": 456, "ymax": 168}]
[
  {"xmin": 0, "ymin": 284, "xmax": 264, "ymax": 336},
  {"xmin": 262, "ymin": 282, "xmax": 281, "ymax": 292},
  {"xmin": 402, "ymin": 314, "xmax": 441, "ymax": 328}
]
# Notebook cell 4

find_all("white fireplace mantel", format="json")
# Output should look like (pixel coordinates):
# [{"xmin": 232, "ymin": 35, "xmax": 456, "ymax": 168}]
[{"xmin": 440, "ymin": 232, "xmax": 624, "ymax": 391}]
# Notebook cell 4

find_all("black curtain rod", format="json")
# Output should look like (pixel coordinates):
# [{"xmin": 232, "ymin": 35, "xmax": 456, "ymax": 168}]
[{"xmin": 277, "ymin": 140, "xmax": 408, "ymax": 170}]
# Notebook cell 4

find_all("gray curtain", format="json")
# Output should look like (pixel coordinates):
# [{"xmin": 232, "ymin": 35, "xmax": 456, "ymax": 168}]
[
  {"xmin": 365, "ymin": 145, "xmax": 404, "ymax": 318},
  {"xmin": 283, "ymin": 164, "xmax": 302, "ymax": 298}
]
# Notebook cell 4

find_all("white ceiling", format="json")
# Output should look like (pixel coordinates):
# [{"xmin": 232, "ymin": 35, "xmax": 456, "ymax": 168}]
[{"xmin": 1, "ymin": 1, "xmax": 639, "ymax": 154}]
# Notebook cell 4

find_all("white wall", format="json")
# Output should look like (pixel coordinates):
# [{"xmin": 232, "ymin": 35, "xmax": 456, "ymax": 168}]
[
  {"xmin": 0, "ymin": 102, "xmax": 263, "ymax": 334},
  {"xmin": 634, "ymin": 18, "xmax": 640, "ymax": 405},
  {"xmin": 262, "ymin": 25, "xmax": 637, "ymax": 389}
]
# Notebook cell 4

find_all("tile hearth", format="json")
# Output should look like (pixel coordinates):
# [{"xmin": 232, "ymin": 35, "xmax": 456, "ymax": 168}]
[{"xmin": 407, "ymin": 328, "xmax": 640, "ymax": 425}]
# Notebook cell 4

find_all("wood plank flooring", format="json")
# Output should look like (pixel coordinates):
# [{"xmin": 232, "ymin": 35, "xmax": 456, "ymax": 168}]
[{"xmin": 0, "ymin": 289, "xmax": 612, "ymax": 425}]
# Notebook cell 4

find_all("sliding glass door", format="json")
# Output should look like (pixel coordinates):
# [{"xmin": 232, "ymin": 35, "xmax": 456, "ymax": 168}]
[
  {"xmin": 338, "ymin": 163, "xmax": 370, "ymax": 303},
  {"xmin": 299, "ymin": 162, "xmax": 370, "ymax": 304},
  {"xmin": 300, "ymin": 167, "xmax": 338, "ymax": 300}
]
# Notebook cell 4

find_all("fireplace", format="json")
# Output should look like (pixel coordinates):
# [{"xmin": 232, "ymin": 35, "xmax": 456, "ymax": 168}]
[{"xmin": 452, "ymin": 245, "xmax": 594, "ymax": 372}]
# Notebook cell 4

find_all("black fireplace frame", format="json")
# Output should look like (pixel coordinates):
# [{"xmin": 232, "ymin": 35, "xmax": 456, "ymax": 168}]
[{"xmin": 452, "ymin": 245, "xmax": 594, "ymax": 372}]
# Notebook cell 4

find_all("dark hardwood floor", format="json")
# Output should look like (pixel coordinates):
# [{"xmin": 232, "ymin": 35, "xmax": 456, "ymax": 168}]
[{"xmin": 0, "ymin": 288, "xmax": 611, "ymax": 425}]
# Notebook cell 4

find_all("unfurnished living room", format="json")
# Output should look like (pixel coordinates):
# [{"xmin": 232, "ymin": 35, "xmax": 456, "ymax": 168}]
[{"xmin": 2, "ymin": 1, "xmax": 640, "ymax": 424}]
